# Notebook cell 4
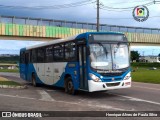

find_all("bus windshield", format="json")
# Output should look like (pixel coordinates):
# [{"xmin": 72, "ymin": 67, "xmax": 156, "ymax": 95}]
[{"xmin": 89, "ymin": 43, "xmax": 129, "ymax": 71}]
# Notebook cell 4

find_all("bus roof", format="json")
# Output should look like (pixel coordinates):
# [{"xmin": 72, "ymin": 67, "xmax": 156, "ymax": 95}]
[{"xmin": 22, "ymin": 32, "xmax": 124, "ymax": 51}]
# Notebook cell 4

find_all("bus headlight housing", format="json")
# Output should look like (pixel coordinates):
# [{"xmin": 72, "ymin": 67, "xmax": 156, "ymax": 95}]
[
  {"xmin": 124, "ymin": 72, "xmax": 131, "ymax": 80},
  {"xmin": 89, "ymin": 73, "xmax": 101, "ymax": 82}
]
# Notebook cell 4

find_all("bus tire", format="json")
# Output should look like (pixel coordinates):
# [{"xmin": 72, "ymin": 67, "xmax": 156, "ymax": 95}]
[
  {"xmin": 32, "ymin": 74, "xmax": 37, "ymax": 87},
  {"xmin": 65, "ymin": 77, "xmax": 75, "ymax": 95}
]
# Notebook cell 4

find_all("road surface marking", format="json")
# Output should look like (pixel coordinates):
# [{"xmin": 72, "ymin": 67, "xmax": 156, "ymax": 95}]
[
  {"xmin": 54, "ymin": 100, "xmax": 127, "ymax": 111},
  {"xmin": 38, "ymin": 90, "xmax": 55, "ymax": 101},
  {"xmin": 46, "ymin": 90, "xmax": 57, "ymax": 92},
  {"xmin": 0, "ymin": 93, "xmax": 36, "ymax": 100},
  {"xmin": 0, "ymin": 93, "xmax": 127, "ymax": 111},
  {"xmin": 133, "ymin": 85, "xmax": 160, "ymax": 91},
  {"xmin": 109, "ymin": 93, "xmax": 160, "ymax": 106}
]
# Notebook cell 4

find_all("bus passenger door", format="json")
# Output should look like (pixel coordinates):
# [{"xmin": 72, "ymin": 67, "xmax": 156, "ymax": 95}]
[{"xmin": 78, "ymin": 45, "xmax": 88, "ymax": 90}]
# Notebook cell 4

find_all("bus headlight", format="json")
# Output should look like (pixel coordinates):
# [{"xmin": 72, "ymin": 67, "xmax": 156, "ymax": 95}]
[
  {"xmin": 124, "ymin": 76, "xmax": 130, "ymax": 80},
  {"xmin": 124, "ymin": 72, "xmax": 131, "ymax": 80},
  {"xmin": 89, "ymin": 73, "xmax": 101, "ymax": 82}
]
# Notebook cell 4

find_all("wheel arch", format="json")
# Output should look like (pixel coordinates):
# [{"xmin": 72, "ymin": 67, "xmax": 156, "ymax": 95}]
[{"xmin": 64, "ymin": 74, "xmax": 72, "ymax": 85}]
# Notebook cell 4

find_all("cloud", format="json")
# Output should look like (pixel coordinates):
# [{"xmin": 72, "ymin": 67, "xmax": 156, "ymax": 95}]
[
  {"xmin": 0, "ymin": 0, "xmax": 160, "ymax": 55},
  {"xmin": 0, "ymin": 40, "xmax": 44, "ymax": 54},
  {"xmin": 0, "ymin": 0, "xmax": 158, "ymax": 27}
]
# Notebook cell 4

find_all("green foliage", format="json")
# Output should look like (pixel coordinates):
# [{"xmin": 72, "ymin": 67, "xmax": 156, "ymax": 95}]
[
  {"xmin": 131, "ymin": 62, "xmax": 160, "ymax": 68},
  {"xmin": 0, "ymin": 56, "xmax": 19, "ymax": 63},
  {"xmin": 131, "ymin": 51, "xmax": 140, "ymax": 62}
]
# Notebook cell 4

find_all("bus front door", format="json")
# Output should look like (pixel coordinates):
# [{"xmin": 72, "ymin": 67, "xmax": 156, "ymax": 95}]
[{"xmin": 78, "ymin": 45, "xmax": 88, "ymax": 90}]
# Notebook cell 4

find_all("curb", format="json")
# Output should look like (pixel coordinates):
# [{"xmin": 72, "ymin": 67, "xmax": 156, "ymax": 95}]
[{"xmin": 0, "ymin": 85, "xmax": 27, "ymax": 89}]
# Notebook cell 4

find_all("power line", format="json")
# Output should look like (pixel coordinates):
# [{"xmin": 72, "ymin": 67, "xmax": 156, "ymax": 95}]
[
  {"xmin": 100, "ymin": 7, "xmax": 131, "ymax": 12},
  {"xmin": 0, "ymin": 0, "xmax": 94, "ymax": 10},
  {"xmin": 101, "ymin": 1, "xmax": 154, "ymax": 10},
  {"xmin": 99, "ymin": 16, "xmax": 160, "ymax": 20},
  {"xmin": 105, "ymin": 0, "xmax": 153, "ymax": 5}
]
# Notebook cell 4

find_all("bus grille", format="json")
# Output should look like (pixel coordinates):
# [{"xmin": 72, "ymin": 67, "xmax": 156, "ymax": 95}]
[
  {"xmin": 106, "ymin": 82, "xmax": 120, "ymax": 87},
  {"xmin": 100, "ymin": 72, "xmax": 124, "ymax": 77},
  {"xmin": 98, "ymin": 67, "xmax": 129, "ymax": 77}
]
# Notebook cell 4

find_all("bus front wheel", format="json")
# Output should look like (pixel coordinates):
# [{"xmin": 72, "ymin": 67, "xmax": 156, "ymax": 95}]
[
  {"xmin": 32, "ymin": 74, "xmax": 37, "ymax": 87},
  {"xmin": 65, "ymin": 78, "xmax": 75, "ymax": 95}
]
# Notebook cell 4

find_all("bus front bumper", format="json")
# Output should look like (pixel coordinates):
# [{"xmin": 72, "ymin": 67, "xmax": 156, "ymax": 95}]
[{"xmin": 88, "ymin": 78, "xmax": 131, "ymax": 92}]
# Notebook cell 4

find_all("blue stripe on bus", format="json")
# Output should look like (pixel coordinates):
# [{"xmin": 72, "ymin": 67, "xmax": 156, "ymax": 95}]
[{"xmin": 20, "ymin": 62, "xmax": 81, "ymax": 90}]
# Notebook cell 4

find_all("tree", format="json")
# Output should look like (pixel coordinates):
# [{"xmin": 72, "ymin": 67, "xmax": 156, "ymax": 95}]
[
  {"xmin": 158, "ymin": 54, "xmax": 160, "ymax": 61},
  {"xmin": 131, "ymin": 51, "xmax": 140, "ymax": 62}
]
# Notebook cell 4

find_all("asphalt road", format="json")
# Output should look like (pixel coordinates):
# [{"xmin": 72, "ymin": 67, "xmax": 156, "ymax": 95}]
[{"xmin": 0, "ymin": 72, "xmax": 160, "ymax": 120}]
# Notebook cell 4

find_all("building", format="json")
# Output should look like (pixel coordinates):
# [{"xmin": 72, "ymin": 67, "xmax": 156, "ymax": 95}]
[{"xmin": 139, "ymin": 56, "xmax": 160, "ymax": 63}]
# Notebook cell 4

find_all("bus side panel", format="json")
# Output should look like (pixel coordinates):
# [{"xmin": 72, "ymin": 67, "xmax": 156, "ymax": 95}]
[
  {"xmin": 26, "ymin": 63, "xmax": 37, "ymax": 82},
  {"xmin": 22, "ymin": 61, "xmax": 80, "ymax": 90},
  {"xmin": 52, "ymin": 62, "xmax": 68, "ymax": 87},
  {"xmin": 36, "ymin": 63, "xmax": 45, "ymax": 83},
  {"xmin": 29, "ymin": 63, "xmax": 44, "ymax": 84},
  {"xmin": 44, "ymin": 63, "xmax": 54, "ymax": 85},
  {"xmin": 27, "ymin": 63, "xmax": 34, "ymax": 82},
  {"xmin": 65, "ymin": 62, "xmax": 80, "ymax": 90},
  {"xmin": 54, "ymin": 62, "xmax": 80, "ymax": 90},
  {"xmin": 34, "ymin": 62, "xmax": 67, "ymax": 86},
  {"xmin": 20, "ymin": 63, "xmax": 26, "ymax": 80}
]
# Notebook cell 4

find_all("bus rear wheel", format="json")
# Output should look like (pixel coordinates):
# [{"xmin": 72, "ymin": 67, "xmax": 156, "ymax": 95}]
[
  {"xmin": 65, "ymin": 78, "xmax": 75, "ymax": 95},
  {"xmin": 32, "ymin": 74, "xmax": 37, "ymax": 87}
]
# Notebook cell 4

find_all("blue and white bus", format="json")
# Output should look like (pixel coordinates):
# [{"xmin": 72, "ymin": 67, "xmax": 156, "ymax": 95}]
[{"xmin": 20, "ymin": 32, "xmax": 131, "ymax": 94}]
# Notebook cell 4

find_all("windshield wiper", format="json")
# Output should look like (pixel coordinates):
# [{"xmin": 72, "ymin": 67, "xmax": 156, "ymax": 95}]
[
  {"xmin": 114, "ymin": 42, "xmax": 121, "ymax": 53},
  {"xmin": 97, "ymin": 43, "xmax": 108, "ymax": 57}
]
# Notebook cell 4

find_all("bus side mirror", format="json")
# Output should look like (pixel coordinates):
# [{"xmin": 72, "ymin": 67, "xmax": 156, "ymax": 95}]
[{"xmin": 87, "ymin": 47, "xmax": 90, "ymax": 55}]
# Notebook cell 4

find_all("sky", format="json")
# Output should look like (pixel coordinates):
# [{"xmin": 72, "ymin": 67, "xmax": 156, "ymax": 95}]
[{"xmin": 0, "ymin": 0, "xmax": 160, "ymax": 56}]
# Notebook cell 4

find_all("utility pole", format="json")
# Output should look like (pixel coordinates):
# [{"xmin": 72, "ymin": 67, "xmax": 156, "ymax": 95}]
[
  {"xmin": 143, "ymin": 51, "xmax": 145, "ymax": 56},
  {"xmin": 97, "ymin": 0, "xmax": 100, "ymax": 32}
]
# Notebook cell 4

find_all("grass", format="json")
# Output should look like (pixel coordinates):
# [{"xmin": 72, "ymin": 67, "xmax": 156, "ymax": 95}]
[
  {"xmin": 131, "ymin": 67, "xmax": 160, "ymax": 84},
  {"xmin": 0, "ymin": 81, "xmax": 21, "ymax": 86},
  {"xmin": 0, "ymin": 76, "xmax": 21, "ymax": 86},
  {"xmin": 0, "ymin": 63, "xmax": 17, "ymax": 66},
  {"xmin": 0, "ymin": 69, "xmax": 19, "ymax": 73}
]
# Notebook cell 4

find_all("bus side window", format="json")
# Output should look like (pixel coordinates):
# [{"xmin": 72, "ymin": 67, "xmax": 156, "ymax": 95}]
[
  {"xmin": 65, "ymin": 42, "xmax": 76, "ymax": 61},
  {"xmin": 31, "ymin": 49, "xmax": 37, "ymax": 63},
  {"xmin": 37, "ymin": 48, "xmax": 45, "ymax": 63},
  {"xmin": 20, "ymin": 51, "xmax": 25, "ymax": 63},
  {"xmin": 25, "ymin": 52, "xmax": 29, "ymax": 64},
  {"xmin": 46, "ymin": 46, "xmax": 53, "ymax": 62},
  {"xmin": 54, "ymin": 44, "xmax": 64, "ymax": 61}
]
